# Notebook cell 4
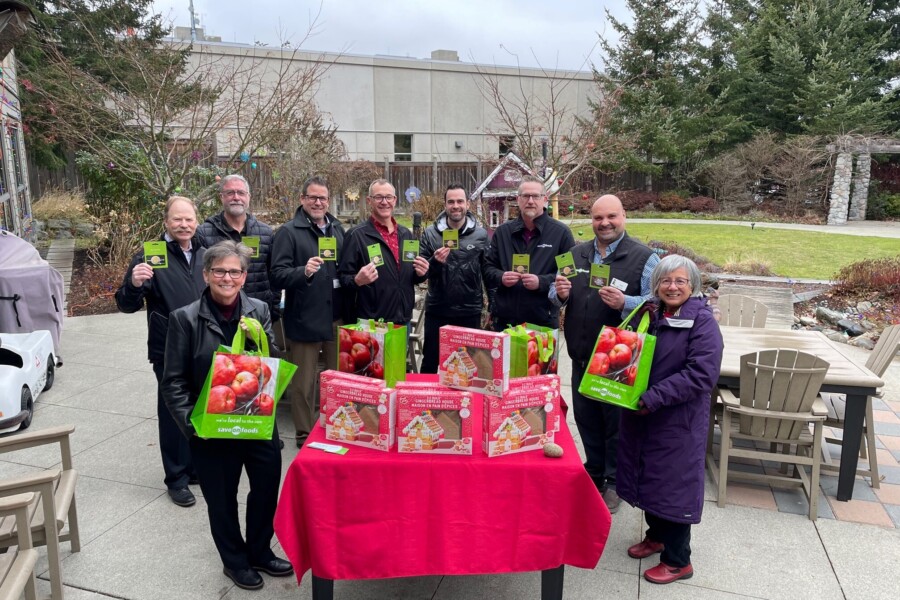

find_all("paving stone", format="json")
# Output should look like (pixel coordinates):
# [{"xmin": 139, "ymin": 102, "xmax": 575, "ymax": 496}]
[
  {"xmin": 817, "ymin": 518, "xmax": 900, "ymax": 598},
  {"xmin": 826, "ymin": 497, "xmax": 895, "ymax": 528},
  {"xmin": 772, "ymin": 487, "xmax": 835, "ymax": 520},
  {"xmin": 884, "ymin": 504, "xmax": 900, "ymax": 529},
  {"xmin": 819, "ymin": 475, "xmax": 878, "ymax": 502}
]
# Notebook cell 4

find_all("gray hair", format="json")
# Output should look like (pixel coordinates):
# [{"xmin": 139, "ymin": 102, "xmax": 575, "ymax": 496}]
[
  {"xmin": 164, "ymin": 195, "xmax": 197, "ymax": 219},
  {"xmin": 368, "ymin": 178, "xmax": 395, "ymax": 197},
  {"xmin": 203, "ymin": 240, "xmax": 252, "ymax": 272},
  {"xmin": 220, "ymin": 174, "xmax": 250, "ymax": 195},
  {"xmin": 650, "ymin": 254, "xmax": 704, "ymax": 299},
  {"xmin": 517, "ymin": 175, "xmax": 545, "ymax": 194}
]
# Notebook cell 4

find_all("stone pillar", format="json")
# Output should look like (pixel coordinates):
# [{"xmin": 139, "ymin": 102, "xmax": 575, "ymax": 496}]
[
  {"xmin": 828, "ymin": 152, "xmax": 853, "ymax": 225},
  {"xmin": 848, "ymin": 152, "xmax": 871, "ymax": 221}
]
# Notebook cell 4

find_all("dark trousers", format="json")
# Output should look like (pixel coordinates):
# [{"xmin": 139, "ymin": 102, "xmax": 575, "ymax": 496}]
[
  {"xmin": 645, "ymin": 512, "xmax": 692, "ymax": 568},
  {"xmin": 421, "ymin": 312, "xmax": 483, "ymax": 374},
  {"xmin": 152, "ymin": 362, "xmax": 193, "ymax": 490},
  {"xmin": 571, "ymin": 358, "xmax": 621, "ymax": 489},
  {"xmin": 189, "ymin": 434, "xmax": 282, "ymax": 570}
]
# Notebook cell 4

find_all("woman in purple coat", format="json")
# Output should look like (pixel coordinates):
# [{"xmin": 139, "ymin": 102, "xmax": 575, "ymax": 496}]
[{"xmin": 616, "ymin": 255, "xmax": 723, "ymax": 584}]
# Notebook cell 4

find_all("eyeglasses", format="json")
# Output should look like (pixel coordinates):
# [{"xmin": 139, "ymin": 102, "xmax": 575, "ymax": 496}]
[
  {"xmin": 304, "ymin": 195, "xmax": 329, "ymax": 203},
  {"xmin": 371, "ymin": 194, "xmax": 396, "ymax": 203},
  {"xmin": 659, "ymin": 278, "xmax": 690, "ymax": 288},
  {"xmin": 222, "ymin": 190, "xmax": 249, "ymax": 198},
  {"xmin": 518, "ymin": 194, "xmax": 544, "ymax": 201},
  {"xmin": 209, "ymin": 268, "xmax": 246, "ymax": 279}
]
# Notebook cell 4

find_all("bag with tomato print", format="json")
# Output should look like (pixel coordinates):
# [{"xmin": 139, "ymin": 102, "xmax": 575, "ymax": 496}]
[
  {"xmin": 505, "ymin": 323, "xmax": 559, "ymax": 378},
  {"xmin": 337, "ymin": 319, "xmax": 407, "ymax": 387},
  {"xmin": 191, "ymin": 317, "xmax": 298, "ymax": 440},
  {"xmin": 578, "ymin": 303, "xmax": 656, "ymax": 410}
]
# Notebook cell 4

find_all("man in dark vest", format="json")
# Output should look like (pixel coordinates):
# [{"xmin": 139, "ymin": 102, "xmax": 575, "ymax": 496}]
[{"xmin": 551, "ymin": 194, "xmax": 659, "ymax": 513}]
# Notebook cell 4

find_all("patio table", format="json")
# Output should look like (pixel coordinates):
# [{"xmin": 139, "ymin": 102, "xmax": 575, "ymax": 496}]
[{"xmin": 719, "ymin": 326, "xmax": 884, "ymax": 501}]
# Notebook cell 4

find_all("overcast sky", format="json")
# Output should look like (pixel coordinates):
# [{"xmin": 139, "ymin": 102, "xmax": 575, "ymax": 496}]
[{"xmin": 151, "ymin": 0, "xmax": 632, "ymax": 71}]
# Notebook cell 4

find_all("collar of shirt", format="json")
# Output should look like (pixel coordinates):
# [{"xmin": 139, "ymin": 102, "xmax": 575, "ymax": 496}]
[
  {"xmin": 164, "ymin": 232, "xmax": 194, "ymax": 263},
  {"xmin": 593, "ymin": 232, "xmax": 625, "ymax": 263},
  {"xmin": 370, "ymin": 217, "xmax": 400, "ymax": 263}
]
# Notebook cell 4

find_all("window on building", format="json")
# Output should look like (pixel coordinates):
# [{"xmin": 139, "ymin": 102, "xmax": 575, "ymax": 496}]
[
  {"xmin": 499, "ymin": 136, "xmax": 514, "ymax": 158},
  {"xmin": 394, "ymin": 134, "xmax": 412, "ymax": 161}
]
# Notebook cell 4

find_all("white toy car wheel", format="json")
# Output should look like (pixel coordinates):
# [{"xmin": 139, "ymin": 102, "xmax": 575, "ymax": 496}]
[
  {"xmin": 20, "ymin": 387, "xmax": 33, "ymax": 431},
  {"xmin": 44, "ymin": 356, "xmax": 55, "ymax": 391}
]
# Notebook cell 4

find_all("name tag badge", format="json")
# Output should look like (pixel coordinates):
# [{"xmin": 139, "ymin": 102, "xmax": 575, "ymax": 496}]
[
  {"xmin": 611, "ymin": 278, "xmax": 628, "ymax": 292},
  {"xmin": 333, "ymin": 278, "xmax": 340, "ymax": 289}
]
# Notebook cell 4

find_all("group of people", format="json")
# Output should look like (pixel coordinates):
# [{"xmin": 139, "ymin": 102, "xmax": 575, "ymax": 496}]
[{"xmin": 115, "ymin": 172, "xmax": 722, "ymax": 588}]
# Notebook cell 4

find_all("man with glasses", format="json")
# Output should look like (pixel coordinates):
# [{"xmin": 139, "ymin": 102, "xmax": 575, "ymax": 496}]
[
  {"xmin": 483, "ymin": 175, "xmax": 575, "ymax": 331},
  {"xmin": 198, "ymin": 174, "xmax": 280, "ymax": 320},
  {"xmin": 270, "ymin": 176, "xmax": 348, "ymax": 448},
  {"xmin": 550, "ymin": 194, "xmax": 659, "ymax": 514},
  {"xmin": 339, "ymin": 179, "xmax": 429, "ymax": 326},
  {"xmin": 116, "ymin": 196, "xmax": 206, "ymax": 508}
]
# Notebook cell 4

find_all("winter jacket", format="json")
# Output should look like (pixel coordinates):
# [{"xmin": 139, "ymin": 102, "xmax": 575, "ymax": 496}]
[
  {"xmin": 162, "ymin": 290, "xmax": 272, "ymax": 439},
  {"xmin": 562, "ymin": 234, "xmax": 654, "ymax": 362},
  {"xmin": 115, "ymin": 236, "xmax": 207, "ymax": 365},
  {"xmin": 483, "ymin": 212, "xmax": 575, "ymax": 328},
  {"xmin": 420, "ymin": 211, "xmax": 488, "ymax": 318},
  {"xmin": 270, "ymin": 208, "xmax": 346, "ymax": 342},
  {"xmin": 338, "ymin": 219, "xmax": 427, "ymax": 324},
  {"xmin": 616, "ymin": 296, "xmax": 723, "ymax": 524},
  {"xmin": 197, "ymin": 212, "xmax": 280, "ymax": 318}
]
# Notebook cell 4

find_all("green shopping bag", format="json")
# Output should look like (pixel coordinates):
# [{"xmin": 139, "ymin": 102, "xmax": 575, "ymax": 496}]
[
  {"xmin": 191, "ymin": 317, "xmax": 297, "ymax": 439},
  {"xmin": 578, "ymin": 303, "xmax": 656, "ymax": 410},
  {"xmin": 504, "ymin": 323, "xmax": 559, "ymax": 378},
  {"xmin": 338, "ymin": 319, "xmax": 407, "ymax": 387}
]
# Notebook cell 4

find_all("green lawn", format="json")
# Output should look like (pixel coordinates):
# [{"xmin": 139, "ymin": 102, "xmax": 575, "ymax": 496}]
[{"xmin": 570, "ymin": 223, "xmax": 900, "ymax": 280}]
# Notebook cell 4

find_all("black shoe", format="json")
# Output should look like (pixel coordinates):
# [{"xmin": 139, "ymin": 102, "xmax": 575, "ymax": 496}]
[
  {"xmin": 168, "ymin": 487, "xmax": 196, "ymax": 507},
  {"xmin": 250, "ymin": 557, "xmax": 294, "ymax": 577},
  {"xmin": 279, "ymin": 439, "xmax": 285, "ymax": 450},
  {"xmin": 223, "ymin": 567, "xmax": 264, "ymax": 590},
  {"xmin": 296, "ymin": 435, "xmax": 308, "ymax": 449}
]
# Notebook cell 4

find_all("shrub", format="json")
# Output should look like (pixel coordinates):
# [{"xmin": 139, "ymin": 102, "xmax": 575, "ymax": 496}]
[
  {"xmin": 687, "ymin": 196, "xmax": 718, "ymax": 213},
  {"xmin": 721, "ymin": 255, "xmax": 776, "ymax": 276},
  {"xmin": 410, "ymin": 194, "xmax": 446, "ymax": 223},
  {"xmin": 32, "ymin": 189, "xmax": 87, "ymax": 222},
  {"xmin": 618, "ymin": 190, "xmax": 657, "ymax": 211},
  {"xmin": 866, "ymin": 190, "xmax": 900, "ymax": 220},
  {"xmin": 655, "ymin": 192, "xmax": 688, "ymax": 212},
  {"xmin": 832, "ymin": 256, "xmax": 900, "ymax": 301}
]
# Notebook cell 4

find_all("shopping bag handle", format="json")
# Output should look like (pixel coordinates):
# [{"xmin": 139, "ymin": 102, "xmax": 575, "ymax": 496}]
[
  {"xmin": 617, "ymin": 302, "xmax": 650, "ymax": 334},
  {"xmin": 230, "ymin": 317, "xmax": 270, "ymax": 357}
]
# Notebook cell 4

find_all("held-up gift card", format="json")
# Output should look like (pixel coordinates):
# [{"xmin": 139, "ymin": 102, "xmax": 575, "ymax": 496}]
[
  {"xmin": 367, "ymin": 243, "xmax": 385, "ymax": 267},
  {"xmin": 143, "ymin": 241, "xmax": 168, "ymax": 269},
  {"xmin": 512, "ymin": 254, "xmax": 530, "ymax": 275},
  {"xmin": 242, "ymin": 236, "xmax": 260, "ymax": 258},
  {"xmin": 442, "ymin": 229, "xmax": 458, "ymax": 249},
  {"xmin": 555, "ymin": 252, "xmax": 577, "ymax": 278},
  {"xmin": 319, "ymin": 237, "xmax": 337, "ymax": 261},
  {"xmin": 590, "ymin": 263, "xmax": 610, "ymax": 289},
  {"xmin": 402, "ymin": 239, "xmax": 419, "ymax": 262}
]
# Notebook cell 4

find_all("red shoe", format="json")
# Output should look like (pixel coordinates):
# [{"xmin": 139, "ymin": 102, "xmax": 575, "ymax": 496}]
[
  {"xmin": 627, "ymin": 537, "xmax": 665, "ymax": 559},
  {"xmin": 643, "ymin": 562, "xmax": 693, "ymax": 584}
]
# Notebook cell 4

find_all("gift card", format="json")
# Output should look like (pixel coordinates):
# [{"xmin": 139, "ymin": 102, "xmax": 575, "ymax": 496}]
[
  {"xmin": 319, "ymin": 237, "xmax": 337, "ymax": 261},
  {"xmin": 143, "ymin": 241, "xmax": 168, "ymax": 269},
  {"xmin": 442, "ymin": 229, "xmax": 459, "ymax": 249},
  {"xmin": 590, "ymin": 263, "xmax": 610, "ymax": 289},
  {"xmin": 555, "ymin": 252, "xmax": 577, "ymax": 278},
  {"xmin": 367, "ymin": 243, "xmax": 385, "ymax": 267},
  {"xmin": 512, "ymin": 254, "xmax": 530, "ymax": 275},
  {"xmin": 242, "ymin": 236, "xmax": 260, "ymax": 258},
  {"xmin": 402, "ymin": 239, "xmax": 419, "ymax": 262}
]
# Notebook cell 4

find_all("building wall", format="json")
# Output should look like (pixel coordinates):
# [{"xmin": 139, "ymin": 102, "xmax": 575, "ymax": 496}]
[{"xmin": 0, "ymin": 49, "xmax": 33, "ymax": 238}]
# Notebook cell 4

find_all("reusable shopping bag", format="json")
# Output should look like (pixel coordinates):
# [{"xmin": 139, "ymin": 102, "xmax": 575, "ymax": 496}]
[
  {"xmin": 504, "ymin": 323, "xmax": 559, "ymax": 378},
  {"xmin": 338, "ymin": 319, "xmax": 407, "ymax": 387}
]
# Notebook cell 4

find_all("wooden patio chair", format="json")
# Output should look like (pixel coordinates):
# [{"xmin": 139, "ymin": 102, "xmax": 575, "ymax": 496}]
[
  {"xmin": 0, "ymin": 492, "xmax": 39, "ymax": 600},
  {"xmin": 820, "ymin": 324, "xmax": 900, "ymax": 488},
  {"xmin": 0, "ymin": 425, "xmax": 80, "ymax": 600},
  {"xmin": 706, "ymin": 349, "xmax": 829, "ymax": 520},
  {"xmin": 717, "ymin": 294, "xmax": 769, "ymax": 328},
  {"xmin": 407, "ymin": 292, "xmax": 426, "ymax": 374}
]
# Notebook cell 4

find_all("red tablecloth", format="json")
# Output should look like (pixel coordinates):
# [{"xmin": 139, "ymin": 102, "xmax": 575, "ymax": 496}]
[{"xmin": 274, "ymin": 376, "xmax": 610, "ymax": 584}]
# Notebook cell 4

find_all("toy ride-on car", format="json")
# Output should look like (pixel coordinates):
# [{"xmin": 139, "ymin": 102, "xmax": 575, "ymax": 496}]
[{"xmin": 0, "ymin": 331, "xmax": 56, "ymax": 433}]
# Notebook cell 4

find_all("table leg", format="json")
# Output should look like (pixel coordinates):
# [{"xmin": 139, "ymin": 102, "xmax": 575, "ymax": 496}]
[
  {"xmin": 312, "ymin": 575, "xmax": 334, "ymax": 600},
  {"xmin": 541, "ymin": 565, "xmax": 565, "ymax": 600},
  {"xmin": 836, "ymin": 393, "xmax": 866, "ymax": 502}
]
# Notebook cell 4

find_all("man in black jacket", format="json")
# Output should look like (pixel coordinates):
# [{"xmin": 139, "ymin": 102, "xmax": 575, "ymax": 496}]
[
  {"xmin": 270, "ymin": 176, "xmax": 347, "ymax": 448},
  {"xmin": 198, "ymin": 174, "xmax": 279, "ymax": 319},
  {"xmin": 338, "ymin": 179, "xmax": 428, "ymax": 324},
  {"xmin": 483, "ymin": 175, "xmax": 575, "ymax": 331},
  {"xmin": 115, "ymin": 196, "xmax": 206, "ymax": 508},
  {"xmin": 419, "ymin": 183, "xmax": 488, "ymax": 373},
  {"xmin": 551, "ymin": 194, "xmax": 659, "ymax": 513}
]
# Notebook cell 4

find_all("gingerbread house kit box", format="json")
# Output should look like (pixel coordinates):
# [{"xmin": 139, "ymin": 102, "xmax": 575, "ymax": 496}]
[
  {"xmin": 484, "ymin": 384, "xmax": 557, "ymax": 457},
  {"xmin": 321, "ymin": 377, "xmax": 396, "ymax": 451},
  {"xmin": 395, "ymin": 384, "xmax": 474, "ymax": 454},
  {"xmin": 318, "ymin": 370, "xmax": 385, "ymax": 427},
  {"xmin": 507, "ymin": 374, "xmax": 562, "ymax": 433},
  {"xmin": 438, "ymin": 326, "xmax": 510, "ymax": 397}
]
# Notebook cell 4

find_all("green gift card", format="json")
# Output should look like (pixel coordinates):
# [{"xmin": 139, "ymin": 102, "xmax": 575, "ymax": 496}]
[
  {"xmin": 242, "ymin": 236, "xmax": 260, "ymax": 258},
  {"xmin": 319, "ymin": 237, "xmax": 337, "ymax": 261},
  {"xmin": 143, "ymin": 241, "xmax": 168, "ymax": 269},
  {"xmin": 367, "ymin": 243, "xmax": 385, "ymax": 267},
  {"xmin": 555, "ymin": 252, "xmax": 577, "ymax": 279},
  {"xmin": 512, "ymin": 253, "xmax": 530, "ymax": 275},
  {"xmin": 442, "ymin": 229, "xmax": 458, "ymax": 249},
  {"xmin": 402, "ymin": 239, "xmax": 419, "ymax": 262},
  {"xmin": 590, "ymin": 263, "xmax": 611, "ymax": 289}
]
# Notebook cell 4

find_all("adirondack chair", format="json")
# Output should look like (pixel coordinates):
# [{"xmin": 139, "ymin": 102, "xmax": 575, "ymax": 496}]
[
  {"xmin": 706, "ymin": 349, "xmax": 829, "ymax": 521},
  {"xmin": 717, "ymin": 294, "xmax": 769, "ymax": 328},
  {"xmin": 0, "ymin": 492, "xmax": 38, "ymax": 600},
  {"xmin": 407, "ymin": 292, "xmax": 426, "ymax": 373},
  {"xmin": 0, "ymin": 425, "xmax": 80, "ymax": 600},
  {"xmin": 820, "ymin": 324, "xmax": 900, "ymax": 488}
]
